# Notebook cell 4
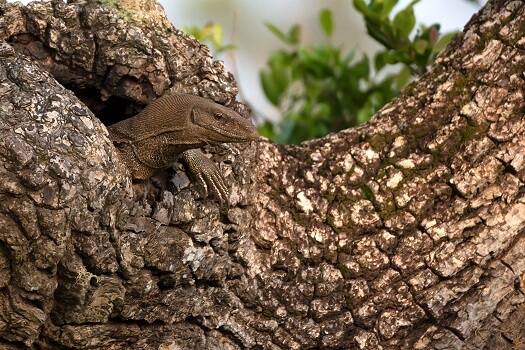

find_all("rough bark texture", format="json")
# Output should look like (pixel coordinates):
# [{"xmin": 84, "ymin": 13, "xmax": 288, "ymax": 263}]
[{"xmin": 0, "ymin": 0, "xmax": 524, "ymax": 349}]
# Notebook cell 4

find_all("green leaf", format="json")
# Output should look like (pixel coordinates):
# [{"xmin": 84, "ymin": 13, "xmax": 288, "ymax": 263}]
[
  {"xmin": 260, "ymin": 70, "xmax": 280, "ymax": 106},
  {"xmin": 393, "ymin": 5, "xmax": 416, "ymax": 38},
  {"xmin": 365, "ymin": 22, "xmax": 392, "ymax": 48},
  {"xmin": 377, "ymin": 50, "xmax": 410, "ymax": 65},
  {"xmin": 413, "ymin": 38, "xmax": 428, "ymax": 54},
  {"xmin": 211, "ymin": 24, "xmax": 223, "ymax": 47},
  {"xmin": 264, "ymin": 22, "xmax": 289, "ymax": 44},
  {"xmin": 379, "ymin": 0, "xmax": 398, "ymax": 18},
  {"xmin": 261, "ymin": 53, "xmax": 291, "ymax": 106},
  {"xmin": 319, "ymin": 8, "xmax": 334, "ymax": 37},
  {"xmin": 296, "ymin": 45, "xmax": 331, "ymax": 78},
  {"xmin": 353, "ymin": 0, "xmax": 370, "ymax": 15},
  {"xmin": 374, "ymin": 51, "xmax": 388, "ymax": 71},
  {"xmin": 288, "ymin": 24, "xmax": 301, "ymax": 45}
]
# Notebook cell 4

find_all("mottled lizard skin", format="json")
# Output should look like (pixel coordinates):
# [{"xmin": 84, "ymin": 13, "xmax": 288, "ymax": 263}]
[{"xmin": 107, "ymin": 93, "xmax": 259, "ymax": 202}]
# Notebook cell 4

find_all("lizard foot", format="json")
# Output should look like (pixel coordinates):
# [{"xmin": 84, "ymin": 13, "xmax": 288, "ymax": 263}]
[{"xmin": 180, "ymin": 149, "xmax": 229, "ymax": 205}]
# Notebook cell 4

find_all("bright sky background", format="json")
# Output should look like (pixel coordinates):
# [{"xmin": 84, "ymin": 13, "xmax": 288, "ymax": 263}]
[{"xmin": 8, "ymin": 0, "xmax": 487, "ymax": 120}]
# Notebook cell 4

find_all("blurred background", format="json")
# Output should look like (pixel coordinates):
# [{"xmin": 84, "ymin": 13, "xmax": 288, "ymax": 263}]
[{"xmin": 165, "ymin": 1, "xmax": 485, "ymax": 125}]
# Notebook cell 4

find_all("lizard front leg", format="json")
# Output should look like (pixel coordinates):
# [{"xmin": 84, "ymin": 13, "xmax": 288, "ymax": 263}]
[{"xmin": 180, "ymin": 149, "xmax": 229, "ymax": 205}]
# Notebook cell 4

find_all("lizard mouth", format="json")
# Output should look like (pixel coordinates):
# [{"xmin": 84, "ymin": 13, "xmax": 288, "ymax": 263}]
[
  {"xmin": 212, "ymin": 128, "xmax": 259, "ymax": 143},
  {"xmin": 237, "ymin": 124, "xmax": 260, "ymax": 141},
  {"xmin": 211, "ymin": 120, "xmax": 260, "ymax": 143},
  {"xmin": 232, "ymin": 126, "xmax": 260, "ymax": 142}
]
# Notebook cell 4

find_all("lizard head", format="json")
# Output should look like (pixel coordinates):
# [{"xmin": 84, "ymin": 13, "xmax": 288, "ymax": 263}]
[{"xmin": 191, "ymin": 99, "xmax": 259, "ymax": 144}]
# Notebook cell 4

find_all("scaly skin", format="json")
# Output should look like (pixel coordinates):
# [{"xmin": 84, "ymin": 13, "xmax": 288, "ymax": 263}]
[{"xmin": 108, "ymin": 93, "xmax": 259, "ymax": 202}]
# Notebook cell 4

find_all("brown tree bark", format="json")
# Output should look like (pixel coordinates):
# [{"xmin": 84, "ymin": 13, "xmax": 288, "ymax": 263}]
[{"xmin": 0, "ymin": 0, "xmax": 524, "ymax": 349}]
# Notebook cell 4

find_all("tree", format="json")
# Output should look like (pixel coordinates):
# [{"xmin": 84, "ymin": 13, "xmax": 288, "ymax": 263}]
[{"xmin": 0, "ymin": 0, "xmax": 524, "ymax": 349}]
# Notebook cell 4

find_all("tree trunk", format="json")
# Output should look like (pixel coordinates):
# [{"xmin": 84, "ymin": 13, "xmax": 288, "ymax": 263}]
[{"xmin": 0, "ymin": 0, "xmax": 524, "ymax": 349}]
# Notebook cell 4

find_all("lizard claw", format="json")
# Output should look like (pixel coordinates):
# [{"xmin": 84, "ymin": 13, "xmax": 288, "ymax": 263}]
[{"xmin": 180, "ymin": 149, "xmax": 229, "ymax": 205}]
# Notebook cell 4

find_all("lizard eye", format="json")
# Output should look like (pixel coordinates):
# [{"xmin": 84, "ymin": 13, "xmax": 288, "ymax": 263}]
[{"xmin": 213, "ymin": 113, "xmax": 223, "ymax": 120}]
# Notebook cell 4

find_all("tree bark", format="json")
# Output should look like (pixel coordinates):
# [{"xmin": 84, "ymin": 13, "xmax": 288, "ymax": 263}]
[{"xmin": 0, "ymin": 0, "xmax": 524, "ymax": 349}]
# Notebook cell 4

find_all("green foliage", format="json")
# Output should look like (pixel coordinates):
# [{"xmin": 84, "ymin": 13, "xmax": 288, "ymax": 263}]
[
  {"xmin": 260, "ymin": 1, "xmax": 458, "ymax": 144},
  {"xmin": 319, "ymin": 8, "xmax": 334, "ymax": 36},
  {"xmin": 355, "ymin": 0, "xmax": 454, "ymax": 76},
  {"xmin": 184, "ymin": 23, "xmax": 236, "ymax": 54}
]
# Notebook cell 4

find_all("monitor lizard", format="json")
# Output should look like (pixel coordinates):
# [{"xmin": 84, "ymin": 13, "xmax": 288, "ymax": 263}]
[{"xmin": 107, "ymin": 93, "xmax": 259, "ymax": 203}]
